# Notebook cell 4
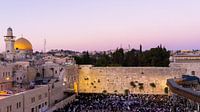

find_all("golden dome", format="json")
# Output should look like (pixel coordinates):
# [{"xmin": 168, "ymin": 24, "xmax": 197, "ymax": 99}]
[{"xmin": 14, "ymin": 37, "xmax": 33, "ymax": 51}]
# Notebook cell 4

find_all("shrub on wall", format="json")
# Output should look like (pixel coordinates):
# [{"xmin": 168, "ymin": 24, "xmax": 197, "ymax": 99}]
[
  {"xmin": 138, "ymin": 83, "xmax": 144, "ymax": 86},
  {"xmin": 149, "ymin": 83, "xmax": 156, "ymax": 88},
  {"xmin": 84, "ymin": 77, "xmax": 89, "ymax": 80},
  {"xmin": 130, "ymin": 81, "xmax": 136, "ymax": 88},
  {"xmin": 102, "ymin": 90, "xmax": 107, "ymax": 94},
  {"xmin": 149, "ymin": 82, "xmax": 156, "ymax": 92},
  {"xmin": 98, "ymin": 79, "xmax": 100, "ymax": 83},
  {"xmin": 124, "ymin": 89, "xmax": 130, "ymax": 95}
]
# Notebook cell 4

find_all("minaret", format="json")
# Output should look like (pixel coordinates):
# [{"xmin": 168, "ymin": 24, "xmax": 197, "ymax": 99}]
[{"xmin": 4, "ymin": 27, "xmax": 15, "ymax": 60}]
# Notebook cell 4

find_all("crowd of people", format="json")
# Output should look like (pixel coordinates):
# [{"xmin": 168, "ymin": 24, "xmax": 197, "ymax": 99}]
[{"xmin": 54, "ymin": 93, "xmax": 190, "ymax": 112}]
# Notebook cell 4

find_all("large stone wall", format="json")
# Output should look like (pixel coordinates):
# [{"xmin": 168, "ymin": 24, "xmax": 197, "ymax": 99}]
[{"xmin": 78, "ymin": 65, "xmax": 186, "ymax": 94}]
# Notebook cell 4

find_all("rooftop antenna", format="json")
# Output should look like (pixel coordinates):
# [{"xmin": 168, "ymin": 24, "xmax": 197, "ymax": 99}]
[
  {"xmin": 44, "ymin": 38, "xmax": 46, "ymax": 53},
  {"xmin": 128, "ymin": 44, "xmax": 131, "ymax": 51}
]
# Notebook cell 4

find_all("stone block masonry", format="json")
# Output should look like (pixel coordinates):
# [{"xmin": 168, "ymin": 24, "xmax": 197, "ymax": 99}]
[{"xmin": 78, "ymin": 65, "xmax": 186, "ymax": 94}]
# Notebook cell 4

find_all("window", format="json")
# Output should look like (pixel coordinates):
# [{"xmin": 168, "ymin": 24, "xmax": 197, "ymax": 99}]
[
  {"xmin": 16, "ymin": 102, "xmax": 21, "ymax": 109},
  {"xmin": 7, "ymin": 106, "xmax": 9, "ymax": 112},
  {"xmin": 38, "ymin": 95, "xmax": 42, "ymax": 100},
  {"xmin": 6, "ymin": 105, "xmax": 12, "ymax": 112},
  {"xmin": 10, "ymin": 105, "xmax": 12, "ymax": 112},
  {"xmin": 38, "ymin": 105, "xmax": 41, "ymax": 109},
  {"xmin": 45, "ymin": 102, "xmax": 47, "ymax": 106},
  {"xmin": 19, "ymin": 102, "xmax": 21, "ymax": 108},
  {"xmin": 31, "ymin": 108, "xmax": 34, "ymax": 112},
  {"xmin": 31, "ymin": 97, "xmax": 35, "ymax": 103}
]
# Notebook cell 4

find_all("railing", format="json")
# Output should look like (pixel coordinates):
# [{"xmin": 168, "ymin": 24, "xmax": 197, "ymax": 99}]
[
  {"xmin": 167, "ymin": 79, "xmax": 200, "ymax": 103},
  {"xmin": 47, "ymin": 94, "xmax": 76, "ymax": 112}
]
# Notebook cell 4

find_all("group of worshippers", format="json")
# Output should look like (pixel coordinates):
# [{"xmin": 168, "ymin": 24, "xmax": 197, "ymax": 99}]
[{"xmin": 54, "ymin": 93, "xmax": 190, "ymax": 112}]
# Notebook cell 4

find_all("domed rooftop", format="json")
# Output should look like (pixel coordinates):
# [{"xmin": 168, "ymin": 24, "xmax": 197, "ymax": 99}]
[{"xmin": 14, "ymin": 37, "xmax": 33, "ymax": 51}]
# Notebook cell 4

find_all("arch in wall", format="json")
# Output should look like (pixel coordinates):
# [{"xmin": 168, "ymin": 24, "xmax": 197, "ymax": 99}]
[{"xmin": 191, "ymin": 71, "xmax": 195, "ymax": 75}]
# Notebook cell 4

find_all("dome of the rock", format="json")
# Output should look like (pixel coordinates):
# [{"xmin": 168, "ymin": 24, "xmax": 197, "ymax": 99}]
[{"xmin": 14, "ymin": 37, "xmax": 33, "ymax": 51}]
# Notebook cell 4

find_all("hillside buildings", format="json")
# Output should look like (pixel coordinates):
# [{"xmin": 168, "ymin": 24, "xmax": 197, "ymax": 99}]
[
  {"xmin": 0, "ymin": 28, "xmax": 199, "ymax": 111},
  {"xmin": 0, "ymin": 28, "xmax": 77, "ymax": 112}
]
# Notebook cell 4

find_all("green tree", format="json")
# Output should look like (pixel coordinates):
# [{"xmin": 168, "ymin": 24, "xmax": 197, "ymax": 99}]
[
  {"xmin": 143, "ymin": 45, "xmax": 170, "ymax": 67},
  {"xmin": 112, "ymin": 48, "xmax": 124, "ymax": 66},
  {"xmin": 82, "ymin": 51, "xmax": 92, "ymax": 64},
  {"xmin": 74, "ymin": 45, "xmax": 170, "ymax": 67},
  {"xmin": 95, "ymin": 52, "xmax": 111, "ymax": 66},
  {"xmin": 123, "ymin": 49, "xmax": 139, "ymax": 66}
]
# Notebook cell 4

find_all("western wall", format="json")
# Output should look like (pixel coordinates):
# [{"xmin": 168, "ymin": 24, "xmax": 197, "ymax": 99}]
[{"xmin": 78, "ymin": 65, "xmax": 186, "ymax": 94}]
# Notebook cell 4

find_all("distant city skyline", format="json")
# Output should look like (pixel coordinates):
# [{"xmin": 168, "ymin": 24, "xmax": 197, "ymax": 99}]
[{"xmin": 0, "ymin": 0, "xmax": 200, "ymax": 52}]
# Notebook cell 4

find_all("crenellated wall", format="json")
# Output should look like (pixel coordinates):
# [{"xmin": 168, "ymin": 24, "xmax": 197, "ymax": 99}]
[{"xmin": 78, "ymin": 65, "xmax": 186, "ymax": 94}]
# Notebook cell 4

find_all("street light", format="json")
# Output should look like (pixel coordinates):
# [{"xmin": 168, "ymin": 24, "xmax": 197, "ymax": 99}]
[{"xmin": 6, "ymin": 77, "xmax": 10, "ymax": 81}]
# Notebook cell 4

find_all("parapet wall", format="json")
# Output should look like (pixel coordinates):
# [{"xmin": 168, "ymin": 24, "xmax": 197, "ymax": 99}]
[{"xmin": 78, "ymin": 65, "xmax": 186, "ymax": 94}]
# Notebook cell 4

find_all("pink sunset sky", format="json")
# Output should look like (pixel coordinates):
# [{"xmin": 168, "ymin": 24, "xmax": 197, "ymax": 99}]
[{"xmin": 0, "ymin": 0, "xmax": 200, "ymax": 52}]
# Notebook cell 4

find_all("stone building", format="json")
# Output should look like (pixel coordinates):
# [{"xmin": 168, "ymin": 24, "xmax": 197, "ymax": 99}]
[
  {"xmin": 0, "ymin": 64, "xmax": 13, "ymax": 91},
  {"xmin": 0, "ymin": 85, "xmax": 48, "ymax": 112}
]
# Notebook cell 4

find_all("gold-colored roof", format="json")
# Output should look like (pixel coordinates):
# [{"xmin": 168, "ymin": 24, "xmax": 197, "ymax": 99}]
[{"xmin": 14, "ymin": 37, "xmax": 33, "ymax": 51}]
